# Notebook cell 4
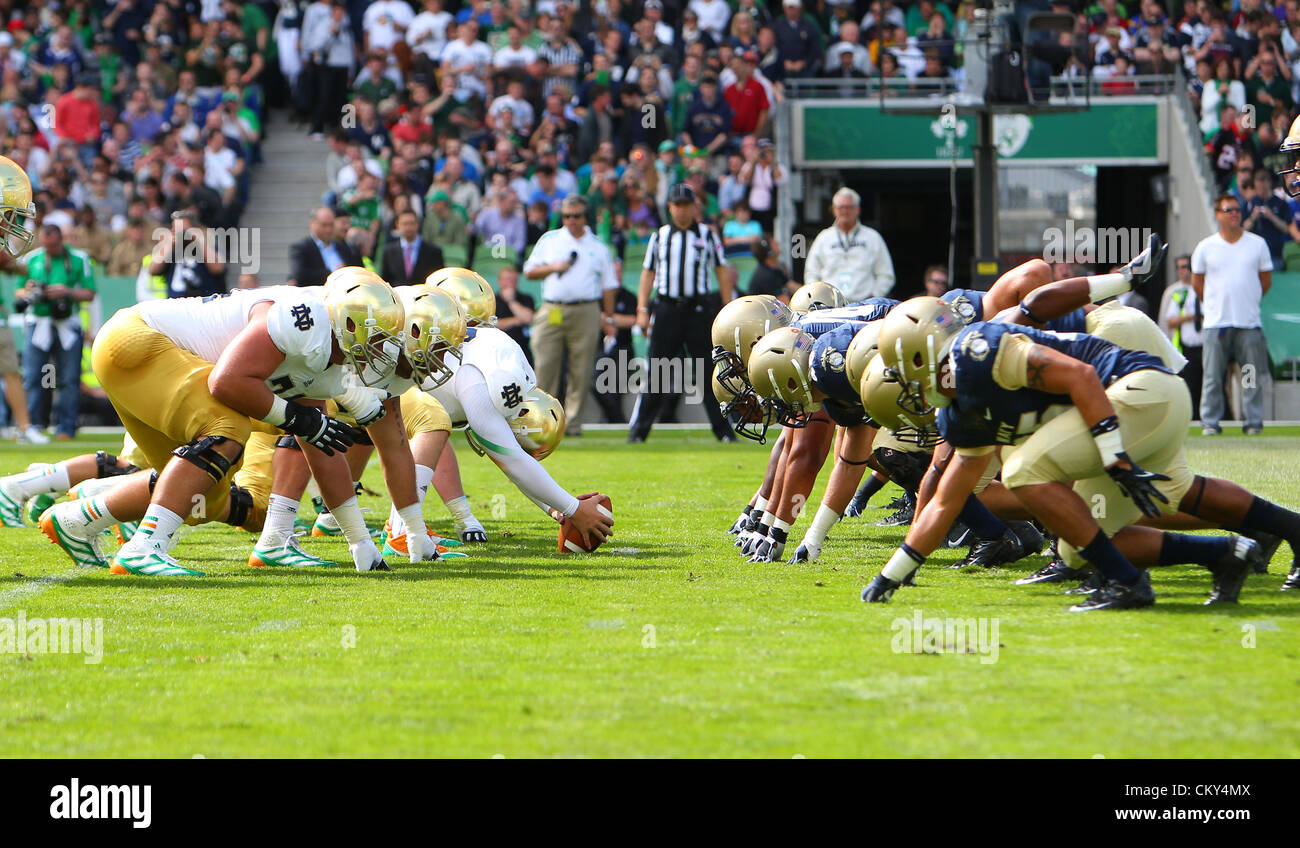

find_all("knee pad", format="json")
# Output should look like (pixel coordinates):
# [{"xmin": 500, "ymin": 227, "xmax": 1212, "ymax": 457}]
[
  {"xmin": 225, "ymin": 484, "xmax": 254, "ymax": 530},
  {"xmin": 275, "ymin": 435, "xmax": 302, "ymax": 450},
  {"xmin": 172, "ymin": 435, "xmax": 244, "ymax": 484},
  {"xmin": 874, "ymin": 447, "xmax": 932, "ymax": 493},
  {"xmin": 148, "ymin": 470, "xmax": 159, "ymax": 493},
  {"xmin": 95, "ymin": 451, "xmax": 139, "ymax": 478}
]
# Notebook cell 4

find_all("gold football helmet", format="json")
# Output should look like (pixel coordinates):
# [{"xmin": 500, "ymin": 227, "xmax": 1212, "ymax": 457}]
[
  {"xmin": 747, "ymin": 326, "xmax": 820, "ymax": 431},
  {"xmin": 0, "ymin": 155, "xmax": 37, "ymax": 258},
  {"xmin": 323, "ymin": 268, "xmax": 406, "ymax": 386},
  {"xmin": 789, "ymin": 280, "xmax": 846, "ymax": 313},
  {"xmin": 400, "ymin": 285, "xmax": 468, "ymax": 388},
  {"xmin": 860, "ymin": 356, "xmax": 940, "ymax": 448},
  {"xmin": 843, "ymin": 318, "xmax": 885, "ymax": 392},
  {"xmin": 1279, "ymin": 114, "xmax": 1300, "ymax": 197},
  {"xmin": 878, "ymin": 296, "xmax": 962, "ymax": 415},
  {"xmin": 427, "ymin": 267, "xmax": 497, "ymax": 326},
  {"xmin": 710, "ymin": 294, "xmax": 794, "ymax": 420},
  {"xmin": 467, "ymin": 387, "xmax": 565, "ymax": 460},
  {"xmin": 712, "ymin": 361, "xmax": 780, "ymax": 443}
]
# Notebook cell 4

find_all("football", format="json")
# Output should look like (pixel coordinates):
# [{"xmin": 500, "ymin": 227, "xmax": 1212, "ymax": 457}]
[{"xmin": 558, "ymin": 493, "xmax": 613, "ymax": 553}]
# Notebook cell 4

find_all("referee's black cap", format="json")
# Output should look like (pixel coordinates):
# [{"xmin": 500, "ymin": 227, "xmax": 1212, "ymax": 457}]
[{"xmin": 667, "ymin": 183, "xmax": 696, "ymax": 204}]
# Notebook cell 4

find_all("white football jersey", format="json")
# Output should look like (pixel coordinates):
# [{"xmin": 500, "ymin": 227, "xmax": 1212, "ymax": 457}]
[
  {"xmin": 136, "ymin": 286, "xmax": 346, "ymax": 401},
  {"xmin": 430, "ymin": 326, "xmax": 536, "ymax": 428}
]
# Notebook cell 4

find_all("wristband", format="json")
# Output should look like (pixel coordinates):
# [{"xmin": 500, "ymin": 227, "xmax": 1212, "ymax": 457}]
[
  {"xmin": 1090, "ymin": 415, "xmax": 1124, "ymax": 466},
  {"xmin": 262, "ymin": 395, "xmax": 289, "ymax": 427}
]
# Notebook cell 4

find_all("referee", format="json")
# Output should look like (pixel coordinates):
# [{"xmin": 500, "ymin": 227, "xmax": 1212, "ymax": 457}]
[{"xmin": 628, "ymin": 183, "xmax": 737, "ymax": 443}]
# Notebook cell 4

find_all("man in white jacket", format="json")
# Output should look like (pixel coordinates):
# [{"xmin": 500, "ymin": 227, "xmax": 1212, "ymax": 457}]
[{"xmin": 803, "ymin": 187, "xmax": 895, "ymax": 301}]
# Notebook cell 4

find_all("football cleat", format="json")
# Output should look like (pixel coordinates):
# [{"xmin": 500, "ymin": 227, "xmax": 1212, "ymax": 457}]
[
  {"xmin": 1064, "ymin": 569, "xmax": 1106, "ymax": 595},
  {"xmin": 875, "ymin": 495, "xmax": 915, "ymax": 527},
  {"xmin": 39, "ymin": 504, "xmax": 110, "ymax": 568},
  {"xmin": 1282, "ymin": 564, "xmax": 1300, "ymax": 591},
  {"xmin": 1204, "ymin": 536, "xmax": 1262, "ymax": 604},
  {"xmin": 381, "ymin": 529, "xmax": 467, "ymax": 559},
  {"xmin": 1068, "ymin": 572, "xmax": 1155, "ymax": 611},
  {"xmin": 945, "ymin": 520, "xmax": 972, "ymax": 548},
  {"xmin": 17, "ymin": 426, "xmax": 50, "ymax": 444},
  {"xmin": 949, "ymin": 530, "xmax": 1024, "ymax": 569},
  {"xmin": 1015, "ymin": 558, "xmax": 1088, "ymax": 585},
  {"xmin": 26, "ymin": 492, "xmax": 56, "ymax": 525},
  {"xmin": 861, "ymin": 574, "xmax": 901, "ymax": 603},
  {"xmin": 1116, "ymin": 232, "xmax": 1167, "ymax": 287},
  {"xmin": 311, "ymin": 513, "xmax": 383, "ymax": 539},
  {"xmin": 0, "ymin": 482, "xmax": 25, "ymax": 527},
  {"xmin": 112, "ymin": 521, "xmax": 139, "ymax": 545},
  {"xmin": 110, "ymin": 548, "xmax": 204, "ymax": 577},
  {"xmin": 1240, "ymin": 528, "xmax": 1280, "ymax": 574},
  {"xmin": 249, "ymin": 534, "xmax": 337, "ymax": 568},
  {"xmin": 883, "ymin": 494, "xmax": 909, "ymax": 511},
  {"xmin": 1008, "ymin": 521, "xmax": 1048, "ymax": 558}
]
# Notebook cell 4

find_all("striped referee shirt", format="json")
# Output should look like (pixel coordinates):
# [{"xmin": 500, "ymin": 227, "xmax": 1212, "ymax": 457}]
[
  {"xmin": 537, "ymin": 38, "xmax": 582, "ymax": 97},
  {"xmin": 644, "ymin": 222, "xmax": 728, "ymax": 299}
]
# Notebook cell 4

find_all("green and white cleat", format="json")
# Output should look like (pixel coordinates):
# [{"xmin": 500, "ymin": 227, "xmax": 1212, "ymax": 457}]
[
  {"xmin": 0, "ymin": 483, "xmax": 25, "ymax": 527},
  {"xmin": 113, "ymin": 521, "xmax": 139, "ymax": 544},
  {"xmin": 249, "ymin": 534, "xmax": 338, "ymax": 568},
  {"xmin": 110, "ymin": 548, "xmax": 204, "ymax": 577},
  {"xmin": 26, "ymin": 492, "xmax": 56, "ymax": 525},
  {"xmin": 39, "ymin": 504, "xmax": 110, "ymax": 568}
]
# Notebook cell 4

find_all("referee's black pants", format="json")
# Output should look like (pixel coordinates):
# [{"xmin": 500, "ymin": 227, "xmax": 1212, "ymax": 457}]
[{"xmin": 628, "ymin": 296, "xmax": 733, "ymax": 441}]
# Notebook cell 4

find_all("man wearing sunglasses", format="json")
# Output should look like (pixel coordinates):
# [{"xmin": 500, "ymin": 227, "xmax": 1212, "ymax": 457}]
[
  {"xmin": 1190, "ymin": 193, "xmax": 1272, "ymax": 436},
  {"xmin": 523, "ymin": 194, "xmax": 619, "ymax": 437}
]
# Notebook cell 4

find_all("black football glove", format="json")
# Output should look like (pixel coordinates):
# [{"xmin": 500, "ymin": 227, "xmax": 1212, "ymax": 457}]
[
  {"xmin": 1105, "ymin": 452, "xmax": 1171, "ymax": 518},
  {"xmin": 861, "ymin": 574, "xmax": 901, "ymax": 603},
  {"xmin": 282, "ymin": 402, "xmax": 356, "ymax": 456}
]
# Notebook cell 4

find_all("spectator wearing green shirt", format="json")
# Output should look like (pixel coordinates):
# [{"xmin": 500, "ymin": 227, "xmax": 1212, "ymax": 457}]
[
  {"xmin": 341, "ymin": 173, "xmax": 382, "ymax": 246},
  {"xmin": 1245, "ymin": 44, "xmax": 1292, "ymax": 128},
  {"xmin": 353, "ymin": 52, "xmax": 400, "ymax": 106},
  {"xmin": 423, "ymin": 189, "xmax": 471, "ymax": 256},
  {"xmin": 12, "ymin": 225, "xmax": 96, "ymax": 439}
]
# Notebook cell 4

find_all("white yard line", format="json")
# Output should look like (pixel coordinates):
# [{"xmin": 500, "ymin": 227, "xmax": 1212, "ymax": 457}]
[{"xmin": 0, "ymin": 569, "xmax": 84, "ymax": 612}]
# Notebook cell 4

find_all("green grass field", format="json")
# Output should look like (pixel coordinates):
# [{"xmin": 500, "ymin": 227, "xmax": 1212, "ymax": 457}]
[{"xmin": 1, "ymin": 428, "xmax": 1298, "ymax": 758}]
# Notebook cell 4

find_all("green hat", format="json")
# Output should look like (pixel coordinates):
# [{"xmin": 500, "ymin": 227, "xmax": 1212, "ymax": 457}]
[
  {"xmin": 658, "ymin": 140, "xmax": 677, "ymax": 153},
  {"xmin": 429, "ymin": 189, "xmax": 450, "ymax": 203}
]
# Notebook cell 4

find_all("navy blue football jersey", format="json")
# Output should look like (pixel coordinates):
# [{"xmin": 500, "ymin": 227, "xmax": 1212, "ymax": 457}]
[
  {"xmin": 793, "ymin": 297, "xmax": 897, "ymax": 338},
  {"xmin": 809, "ymin": 322, "xmax": 870, "ymax": 426},
  {"xmin": 942, "ymin": 287, "xmax": 1087, "ymax": 333},
  {"xmin": 940, "ymin": 288, "xmax": 985, "ymax": 324},
  {"xmin": 938, "ymin": 322, "xmax": 1170, "ymax": 448}
]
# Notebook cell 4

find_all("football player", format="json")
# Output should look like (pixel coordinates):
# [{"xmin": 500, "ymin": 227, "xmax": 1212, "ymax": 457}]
[
  {"xmin": 0, "ymin": 153, "xmax": 52, "ymax": 443},
  {"xmin": 861, "ymin": 297, "xmax": 1269, "ymax": 610},
  {"xmin": 39, "ymin": 278, "xmax": 402, "ymax": 576},
  {"xmin": 425, "ymin": 268, "xmax": 614, "ymax": 548}
]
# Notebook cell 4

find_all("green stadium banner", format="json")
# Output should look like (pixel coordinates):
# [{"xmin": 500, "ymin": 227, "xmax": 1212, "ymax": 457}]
[
  {"xmin": 1262, "ymin": 272, "xmax": 1300, "ymax": 373},
  {"xmin": 796, "ymin": 99, "xmax": 1164, "ymax": 167}
]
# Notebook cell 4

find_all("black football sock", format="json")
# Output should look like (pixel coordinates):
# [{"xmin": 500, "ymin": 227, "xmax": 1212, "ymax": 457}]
[
  {"xmin": 1079, "ymin": 529, "xmax": 1142, "ymax": 586},
  {"xmin": 958, "ymin": 495, "xmax": 1008, "ymax": 542},
  {"xmin": 1233, "ymin": 497, "xmax": 1300, "ymax": 544},
  {"xmin": 849, "ymin": 475, "xmax": 886, "ymax": 510},
  {"xmin": 1158, "ymin": 532, "xmax": 1232, "ymax": 566}
]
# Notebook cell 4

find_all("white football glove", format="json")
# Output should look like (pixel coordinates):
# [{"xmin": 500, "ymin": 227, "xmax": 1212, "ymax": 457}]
[
  {"xmin": 406, "ymin": 529, "xmax": 440, "ymax": 563},
  {"xmin": 350, "ymin": 538, "xmax": 390, "ymax": 572}
]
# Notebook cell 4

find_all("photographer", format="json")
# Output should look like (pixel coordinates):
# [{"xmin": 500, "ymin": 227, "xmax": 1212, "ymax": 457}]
[
  {"xmin": 149, "ymin": 209, "xmax": 226, "ymax": 299},
  {"xmin": 12, "ymin": 225, "xmax": 96, "ymax": 440}
]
